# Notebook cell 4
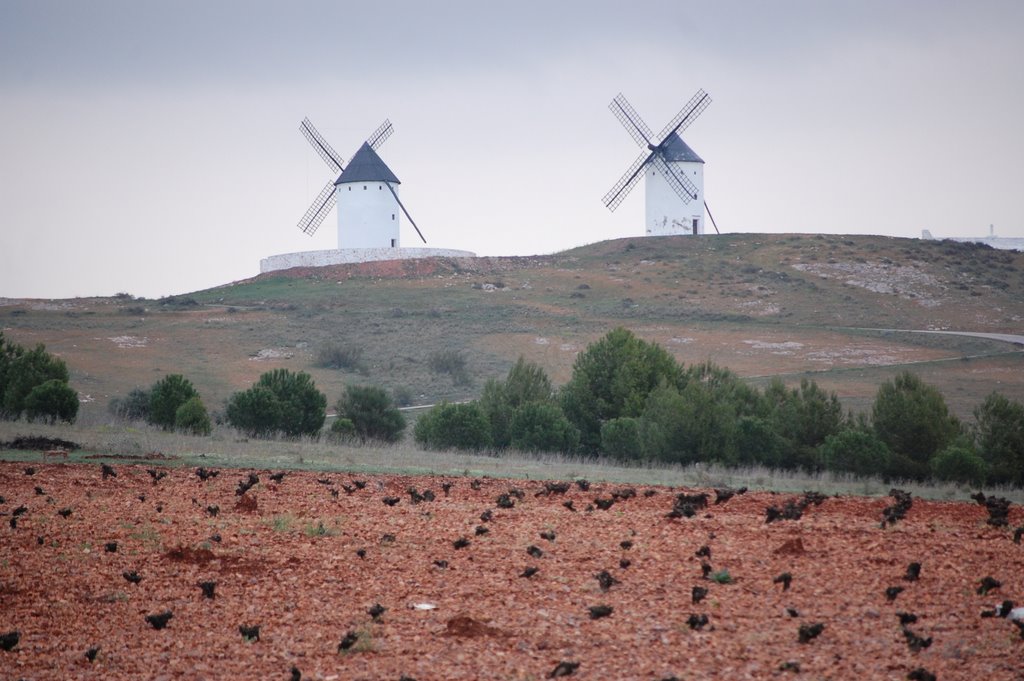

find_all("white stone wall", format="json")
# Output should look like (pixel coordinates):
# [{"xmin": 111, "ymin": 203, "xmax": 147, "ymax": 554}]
[
  {"xmin": 336, "ymin": 181, "xmax": 401, "ymax": 248},
  {"xmin": 645, "ymin": 160, "xmax": 705, "ymax": 236},
  {"xmin": 260, "ymin": 247, "xmax": 478, "ymax": 273}
]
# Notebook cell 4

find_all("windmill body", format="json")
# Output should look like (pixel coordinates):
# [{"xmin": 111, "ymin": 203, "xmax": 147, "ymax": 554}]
[
  {"xmin": 261, "ymin": 117, "xmax": 474, "ymax": 274},
  {"xmin": 645, "ymin": 134, "xmax": 705, "ymax": 235},
  {"xmin": 334, "ymin": 142, "xmax": 403, "ymax": 249},
  {"xmin": 603, "ymin": 90, "xmax": 718, "ymax": 236}
]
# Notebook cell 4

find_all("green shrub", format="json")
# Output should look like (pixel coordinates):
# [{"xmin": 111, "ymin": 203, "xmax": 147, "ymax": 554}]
[
  {"xmin": 174, "ymin": 396, "xmax": 212, "ymax": 436},
  {"xmin": 148, "ymin": 374, "xmax": 199, "ymax": 430},
  {"xmin": 414, "ymin": 402, "xmax": 491, "ymax": 451},
  {"xmin": 427, "ymin": 349, "xmax": 471, "ymax": 386},
  {"xmin": 315, "ymin": 342, "xmax": 365, "ymax": 372},
  {"xmin": 108, "ymin": 387, "xmax": 151, "ymax": 421},
  {"xmin": 820, "ymin": 429, "xmax": 892, "ymax": 477},
  {"xmin": 508, "ymin": 402, "xmax": 578, "ymax": 453},
  {"xmin": 973, "ymin": 392, "xmax": 1024, "ymax": 486},
  {"xmin": 335, "ymin": 385, "xmax": 406, "ymax": 442},
  {"xmin": 24, "ymin": 379, "xmax": 79, "ymax": 424},
  {"xmin": 226, "ymin": 369, "xmax": 326, "ymax": 438},
  {"xmin": 392, "ymin": 386, "xmax": 414, "ymax": 408},
  {"xmin": 931, "ymin": 442, "xmax": 988, "ymax": 486},
  {"xmin": 329, "ymin": 417, "xmax": 356, "ymax": 439}
]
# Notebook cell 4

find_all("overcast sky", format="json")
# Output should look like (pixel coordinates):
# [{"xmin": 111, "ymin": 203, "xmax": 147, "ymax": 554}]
[{"xmin": 1, "ymin": 0, "xmax": 1022, "ymax": 299}]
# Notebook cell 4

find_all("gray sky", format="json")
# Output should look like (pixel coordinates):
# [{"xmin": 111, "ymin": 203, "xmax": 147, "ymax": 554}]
[{"xmin": 2, "ymin": 0, "xmax": 1022, "ymax": 299}]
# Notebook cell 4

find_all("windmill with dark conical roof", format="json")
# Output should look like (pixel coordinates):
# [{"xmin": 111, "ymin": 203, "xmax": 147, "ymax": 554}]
[
  {"xmin": 603, "ymin": 89, "xmax": 720, "ymax": 235},
  {"xmin": 297, "ymin": 118, "xmax": 425, "ymax": 248}
]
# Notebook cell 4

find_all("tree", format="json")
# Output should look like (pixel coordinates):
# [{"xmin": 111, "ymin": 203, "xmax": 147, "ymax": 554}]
[
  {"xmin": 508, "ymin": 402, "xmax": 578, "ymax": 453},
  {"xmin": 479, "ymin": 358, "xmax": 556, "ymax": 449},
  {"xmin": 226, "ymin": 385, "xmax": 283, "ymax": 438},
  {"xmin": 973, "ymin": 392, "xmax": 1024, "ymax": 486},
  {"xmin": 335, "ymin": 385, "xmax": 406, "ymax": 442},
  {"xmin": 1, "ymin": 340, "xmax": 70, "ymax": 420},
  {"xmin": 148, "ymin": 374, "xmax": 199, "ymax": 430},
  {"xmin": 872, "ymin": 371, "xmax": 960, "ymax": 478},
  {"xmin": 174, "ymin": 396, "xmax": 212, "ymax": 436},
  {"xmin": 762, "ymin": 378, "xmax": 843, "ymax": 468},
  {"xmin": 414, "ymin": 402, "xmax": 491, "ymax": 451},
  {"xmin": 24, "ymin": 379, "xmax": 79, "ymax": 424},
  {"xmin": 226, "ymin": 369, "xmax": 327, "ymax": 438},
  {"xmin": 560, "ymin": 328, "xmax": 685, "ymax": 454},
  {"xmin": 600, "ymin": 417, "xmax": 644, "ymax": 460},
  {"xmin": 931, "ymin": 441, "xmax": 988, "ymax": 486},
  {"xmin": 254, "ymin": 369, "xmax": 327, "ymax": 437},
  {"xmin": 820, "ymin": 429, "xmax": 892, "ymax": 477}
]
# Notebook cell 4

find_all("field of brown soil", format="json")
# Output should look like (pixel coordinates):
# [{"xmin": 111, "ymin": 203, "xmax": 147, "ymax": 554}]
[{"xmin": 1, "ymin": 462, "xmax": 1021, "ymax": 680}]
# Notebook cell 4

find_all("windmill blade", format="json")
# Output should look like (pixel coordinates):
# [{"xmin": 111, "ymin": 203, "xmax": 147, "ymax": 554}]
[
  {"xmin": 367, "ymin": 119, "xmax": 394, "ymax": 150},
  {"xmin": 603, "ymin": 149, "xmax": 655, "ymax": 211},
  {"xmin": 609, "ymin": 93, "xmax": 654, "ymax": 148},
  {"xmin": 704, "ymin": 200, "xmax": 721, "ymax": 234},
  {"xmin": 297, "ymin": 181, "xmax": 337, "ymax": 236},
  {"xmin": 655, "ymin": 89, "xmax": 711, "ymax": 144},
  {"xmin": 383, "ymin": 182, "xmax": 426, "ymax": 243},
  {"xmin": 300, "ymin": 117, "xmax": 344, "ymax": 174},
  {"xmin": 651, "ymin": 153, "xmax": 698, "ymax": 205}
]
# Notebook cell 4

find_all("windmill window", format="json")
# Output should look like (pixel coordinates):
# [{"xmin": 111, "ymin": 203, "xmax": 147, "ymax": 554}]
[
  {"xmin": 391, "ymin": 214, "xmax": 395, "ymax": 220},
  {"xmin": 379, "ymin": 186, "xmax": 382, "ymax": 190},
  {"xmin": 348, "ymin": 186, "xmax": 352, "ymax": 191}
]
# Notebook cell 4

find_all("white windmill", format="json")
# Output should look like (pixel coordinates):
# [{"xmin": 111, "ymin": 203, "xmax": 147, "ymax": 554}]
[
  {"xmin": 603, "ymin": 89, "xmax": 720, "ymax": 235},
  {"xmin": 297, "ymin": 118, "xmax": 426, "ymax": 248}
]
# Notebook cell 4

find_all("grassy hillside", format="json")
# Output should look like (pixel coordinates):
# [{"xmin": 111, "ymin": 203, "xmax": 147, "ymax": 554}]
[{"xmin": 2, "ymin": 233, "xmax": 1022, "ymax": 423}]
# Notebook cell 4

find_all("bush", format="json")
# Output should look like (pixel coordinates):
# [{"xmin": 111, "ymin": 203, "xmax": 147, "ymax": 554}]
[
  {"xmin": 0, "ymin": 334, "xmax": 71, "ymax": 420},
  {"xmin": 427, "ymin": 349, "xmax": 471, "ymax": 386},
  {"xmin": 226, "ymin": 369, "xmax": 327, "ymax": 438},
  {"xmin": 931, "ymin": 442, "xmax": 988, "ymax": 486},
  {"xmin": 24, "ymin": 379, "xmax": 79, "ymax": 424},
  {"xmin": 414, "ymin": 402, "xmax": 491, "ymax": 451},
  {"xmin": 174, "ymin": 396, "xmax": 212, "ymax": 436},
  {"xmin": 108, "ymin": 388, "xmax": 151, "ymax": 421},
  {"xmin": 872, "ymin": 371, "xmax": 960, "ymax": 468},
  {"xmin": 335, "ymin": 385, "xmax": 406, "ymax": 442},
  {"xmin": 820, "ymin": 429, "xmax": 892, "ymax": 477},
  {"xmin": 392, "ymin": 386, "xmax": 414, "ymax": 408},
  {"xmin": 329, "ymin": 417, "xmax": 356, "ymax": 439},
  {"xmin": 148, "ymin": 374, "xmax": 199, "ymax": 430},
  {"xmin": 315, "ymin": 342, "xmax": 365, "ymax": 372},
  {"xmin": 508, "ymin": 402, "xmax": 578, "ymax": 454},
  {"xmin": 973, "ymin": 392, "xmax": 1024, "ymax": 486}
]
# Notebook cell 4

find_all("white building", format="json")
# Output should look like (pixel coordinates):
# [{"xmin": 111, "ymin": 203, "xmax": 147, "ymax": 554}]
[
  {"xmin": 645, "ymin": 133, "xmax": 705, "ymax": 236},
  {"xmin": 334, "ymin": 142, "xmax": 403, "ymax": 249}
]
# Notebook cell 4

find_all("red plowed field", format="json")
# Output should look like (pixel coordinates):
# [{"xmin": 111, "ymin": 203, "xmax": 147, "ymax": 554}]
[{"xmin": 0, "ymin": 462, "xmax": 1020, "ymax": 680}]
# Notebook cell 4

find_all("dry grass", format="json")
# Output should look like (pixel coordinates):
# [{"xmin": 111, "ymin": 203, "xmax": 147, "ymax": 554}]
[{"xmin": 3, "ymin": 419, "xmax": 1021, "ymax": 504}]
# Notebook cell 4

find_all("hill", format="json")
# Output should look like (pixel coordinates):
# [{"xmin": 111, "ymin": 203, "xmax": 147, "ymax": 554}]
[{"xmin": 2, "ymin": 234, "xmax": 1022, "ymax": 422}]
